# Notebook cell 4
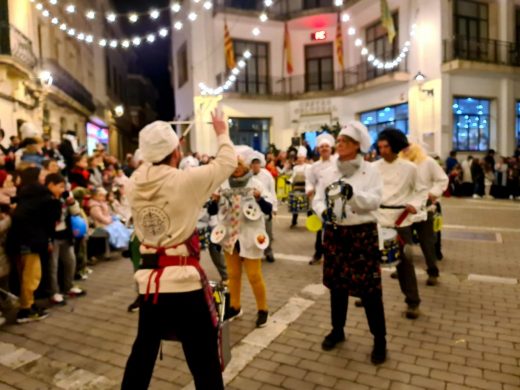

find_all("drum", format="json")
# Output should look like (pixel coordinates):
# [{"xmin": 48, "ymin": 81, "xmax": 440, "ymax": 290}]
[
  {"xmin": 288, "ymin": 191, "xmax": 309, "ymax": 213},
  {"xmin": 379, "ymin": 228, "xmax": 401, "ymax": 267},
  {"xmin": 198, "ymin": 226, "xmax": 211, "ymax": 250}
]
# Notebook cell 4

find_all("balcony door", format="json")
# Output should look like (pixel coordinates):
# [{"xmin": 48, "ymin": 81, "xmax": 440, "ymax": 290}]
[
  {"xmin": 305, "ymin": 43, "xmax": 333, "ymax": 92},
  {"xmin": 303, "ymin": 0, "xmax": 332, "ymax": 10},
  {"xmin": 454, "ymin": 0, "xmax": 489, "ymax": 60}
]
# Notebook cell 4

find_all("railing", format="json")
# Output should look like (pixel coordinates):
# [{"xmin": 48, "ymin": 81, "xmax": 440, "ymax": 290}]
[
  {"xmin": 0, "ymin": 22, "xmax": 38, "ymax": 69},
  {"xmin": 443, "ymin": 35, "xmax": 520, "ymax": 67},
  {"xmin": 42, "ymin": 59, "xmax": 96, "ymax": 112},
  {"xmin": 219, "ymin": 58, "xmax": 407, "ymax": 97},
  {"xmin": 214, "ymin": 0, "xmax": 338, "ymax": 19}
]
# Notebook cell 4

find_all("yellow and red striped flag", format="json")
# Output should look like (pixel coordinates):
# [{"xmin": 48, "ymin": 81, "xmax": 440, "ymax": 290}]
[
  {"xmin": 284, "ymin": 22, "xmax": 294, "ymax": 75},
  {"xmin": 224, "ymin": 20, "xmax": 236, "ymax": 70},
  {"xmin": 380, "ymin": 0, "xmax": 396, "ymax": 43},
  {"xmin": 336, "ymin": 13, "xmax": 344, "ymax": 70}
]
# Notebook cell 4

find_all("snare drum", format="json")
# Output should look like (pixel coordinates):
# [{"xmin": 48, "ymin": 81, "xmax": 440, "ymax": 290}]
[
  {"xmin": 379, "ymin": 227, "xmax": 401, "ymax": 267},
  {"xmin": 198, "ymin": 226, "xmax": 211, "ymax": 250},
  {"xmin": 288, "ymin": 191, "xmax": 309, "ymax": 213}
]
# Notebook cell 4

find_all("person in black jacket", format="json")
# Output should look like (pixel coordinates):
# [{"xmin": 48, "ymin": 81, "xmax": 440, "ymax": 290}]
[
  {"xmin": 58, "ymin": 130, "xmax": 78, "ymax": 173},
  {"xmin": 7, "ymin": 167, "xmax": 62, "ymax": 323}
]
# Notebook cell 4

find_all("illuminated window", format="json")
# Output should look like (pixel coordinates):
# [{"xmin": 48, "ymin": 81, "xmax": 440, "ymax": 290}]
[
  {"xmin": 452, "ymin": 96, "xmax": 490, "ymax": 151},
  {"xmin": 516, "ymin": 101, "xmax": 520, "ymax": 145},
  {"xmin": 359, "ymin": 103, "xmax": 408, "ymax": 144}
]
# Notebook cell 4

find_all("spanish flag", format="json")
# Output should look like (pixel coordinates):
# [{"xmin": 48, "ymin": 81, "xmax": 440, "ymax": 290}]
[
  {"xmin": 284, "ymin": 23, "xmax": 293, "ymax": 75},
  {"xmin": 380, "ymin": 0, "xmax": 396, "ymax": 44},
  {"xmin": 335, "ymin": 13, "xmax": 344, "ymax": 70},
  {"xmin": 224, "ymin": 20, "xmax": 236, "ymax": 70}
]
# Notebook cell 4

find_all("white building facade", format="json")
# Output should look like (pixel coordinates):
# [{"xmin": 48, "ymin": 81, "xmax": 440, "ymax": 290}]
[{"xmin": 172, "ymin": 0, "xmax": 520, "ymax": 157}]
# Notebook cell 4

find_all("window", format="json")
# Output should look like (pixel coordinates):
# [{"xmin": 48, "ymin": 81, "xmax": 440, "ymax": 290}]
[
  {"xmin": 360, "ymin": 103, "xmax": 409, "ymax": 144},
  {"xmin": 228, "ymin": 117, "xmax": 270, "ymax": 152},
  {"xmin": 452, "ymin": 97, "xmax": 490, "ymax": 151},
  {"xmin": 233, "ymin": 40, "xmax": 269, "ymax": 94},
  {"xmin": 364, "ymin": 13, "xmax": 399, "ymax": 79},
  {"xmin": 516, "ymin": 101, "xmax": 520, "ymax": 145},
  {"xmin": 177, "ymin": 43, "xmax": 188, "ymax": 88},
  {"xmin": 516, "ymin": 8, "xmax": 520, "ymax": 47},
  {"xmin": 454, "ymin": 0, "xmax": 488, "ymax": 39},
  {"xmin": 303, "ymin": 0, "xmax": 332, "ymax": 9},
  {"xmin": 305, "ymin": 42, "xmax": 333, "ymax": 92}
]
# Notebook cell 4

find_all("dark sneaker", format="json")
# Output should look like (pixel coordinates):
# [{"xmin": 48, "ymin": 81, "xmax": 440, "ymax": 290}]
[
  {"xmin": 390, "ymin": 271, "xmax": 398, "ymax": 279},
  {"xmin": 405, "ymin": 305, "xmax": 420, "ymax": 320},
  {"xmin": 67, "ymin": 287, "xmax": 86, "ymax": 298},
  {"xmin": 256, "ymin": 310, "xmax": 268, "ymax": 328},
  {"xmin": 371, "ymin": 337, "xmax": 387, "ymax": 365},
  {"xmin": 225, "ymin": 307, "xmax": 243, "ymax": 321},
  {"xmin": 127, "ymin": 296, "xmax": 140, "ymax": 313},
  {"xmin": 321, "ymin": 330, "xmax": 345, "ymax": 351},
  {"xmin": 16, "ymin": 308, "xmax": 49, "ymax": 324},
  {"xmin": 50, "ymin": 293, "xmax": 67, "ymax": 306},
  {"xmin": 354, "ymin": 299, "xmax": 364, "ymax": 307},
  {"xmin": 265, "ymin": 255, "xmax": 275, "ymax": 263},
  {"xmin": 426, "ymin": 276, "xmax": 438, "ymax": 286}
]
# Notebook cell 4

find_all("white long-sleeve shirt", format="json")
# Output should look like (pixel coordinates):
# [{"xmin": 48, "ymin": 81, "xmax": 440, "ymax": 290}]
[
  {"xmin": 413, "ymin": 157, "xmax": 449, "ymax": 219},
  {"xmin": 305, "ymin": 157, "xmax": 336, "ymax": 194},
  {"xmin": 253, "ymin": 168, "xmax": 277, "ymax": 212},
  {"xmin": 374, "ymin": 158, "xmax": 428, "ymax": 228},
  {"xmin": 313, "ymin": 159, "xmax": 383, "ymax": 226}
]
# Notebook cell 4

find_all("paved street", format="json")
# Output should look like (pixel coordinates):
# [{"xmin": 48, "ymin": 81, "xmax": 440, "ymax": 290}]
[{"xmin": 0, "ymin": 197, "xmax": 519, "ymax": 390}]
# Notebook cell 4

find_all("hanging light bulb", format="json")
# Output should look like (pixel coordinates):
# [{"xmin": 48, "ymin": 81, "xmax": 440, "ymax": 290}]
[
  {"xmin": 65, "ymin": 4, "xmax": 75, "ymax": 13},
  {"xmin": 85, "ymin": 35, "xmax": 93, "ymax": 43},
  {"xmin": 67, "ymin": 28, "xmax": 76, "ymax": 36},
  {"xmin": 77, "ymin": 33, "xmax": 85, "ymax": 40},
  {"xmin": 174, "ymin": 21, "xmax": 183, "ymax": 30},
  {"xmin": 146, "ymin": 34, "xmax": 156, "ymax": 43},
  {"xmin": 86, "ymin": 10, "xmax": 95, "ymax": 20},
  {"xmin": 259, "ymin": 12, "xmax": 268, "ymax": 22},
  {"xmin": 203, "ymin": 1, "xmax": 213, "ymax": 10},
  {"xmin": 35, "ymin": 3, "xmax": 43, "ymax": 10},
  {"xmin": 238, "ymin": 60, "xmax": 246, "ymax": 68},
  {"xmin": 107, "ymin": 13, "xmax": 116, "ymax": 23},
  {"xmin": 171, "ymin": 3, "xmax": 181, "ymax": 12},
  {"xmin": 252, "ymin": 27, "xmax": 260, "ymax": 36},
  {"xmin": 59, "ymin": 23, "xmax": 67, "ymax": 31},
  {"xmin": 341, "ymin": 13, "xmax": 350, "ymax": 22},
  {"xmin": 122, "ymin": 40, "xmax": 130, "ymax": 48},
  {"xmin": 355, "ymin": 38, "xmax": 362, "ymax": 47},
  {"xmin": 129, "ymin": 13, "xmax": 139, "ymax": 23},
  {"xmin": 264, "ymin": 0, "xmax": 273, "ymax": 6},
  {"xmin": 159, "ymin": 28, "xmax": 169, "ymax": 37},
  {"xmin": 361, "ymin": 48, "xmax": 368, "ymax": 55},
  {"xmin": 347, "ymin": 27, "xmax": 355, "ymax": 35},
  {"xmin": 109, "ymin": 40, "xmax": 118, "ymax": 48},
  {"xmin": 42, "ymin": 9, "xmax": 50, "ymax": 17},
  {"xmin": 51, "ymin": 17, "xmax": 59, "ymax": 24},
  {"xmin": 243, "ymin": 50, "xmax": 252, "ymax": 58},
  {"xmin": 150, "ymin": 9, "xmax": 160, "ymax": 19},
  {"xmin": 49, "ymin": 0, "xmax": 58, "ymax": 4},
  {"xmin": 334, "ymin": 0, "xmax": 343, "ymax": 6},
  {"xmin": 188, "ymin": 12, "xmax": 197, "ymax": 21},
  {"xmin": 99, "ymin": 39, "xmax": 107, "ymax": 47}
]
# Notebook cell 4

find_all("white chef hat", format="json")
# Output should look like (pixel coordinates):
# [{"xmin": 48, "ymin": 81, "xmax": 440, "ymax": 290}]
[
  {"xmin": 20, "ymin": 122, "xmax": 42, "ymax": 140},
  {"xmin": 179, "ymin": 155, "xmax": 200, "ymax": 170},
  {"xmin": 248, "ymin": 151, "xmax": 266, "ymax": 167},
  {"xmin": 235, "ymin": 145, "xmax": 255, "ymax": 163},
  {"xmin": 316, "ymin": 133, "xmax": 335, "ymax": 148},
  {"xmin": 139, "ymin": 121, "xmax": 179, "ymax": 163},
  {"xmin": 297, "ymin": 146, "xmax": 307, "ymax": 158},
  {"xmin": 338, "ymin": 121, "xmax": 372, "ymax": 153}
]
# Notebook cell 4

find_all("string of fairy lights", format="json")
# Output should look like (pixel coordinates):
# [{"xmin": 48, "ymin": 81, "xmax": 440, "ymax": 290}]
[{"xmin": 30, "ymin": 0, "xmax": 417, "ymax": 96}]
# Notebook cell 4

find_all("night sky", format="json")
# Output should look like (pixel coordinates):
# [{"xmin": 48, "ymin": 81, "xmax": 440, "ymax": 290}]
[{"xmin": 112, "ymin": 0, "xmax": 174, "ymax": 121}]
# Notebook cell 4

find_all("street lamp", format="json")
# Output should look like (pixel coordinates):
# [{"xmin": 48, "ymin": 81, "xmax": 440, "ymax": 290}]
[
  {"xmin": 38, "ymin": 70, "xmax": 53, "ymax": 87},
  {"xmin": 413, "ymin": 71, "xmax": 433, "ymax": 96},
  {"xmin": 114, "ymin": 105, "xmax": 125, "ymax": 117}
]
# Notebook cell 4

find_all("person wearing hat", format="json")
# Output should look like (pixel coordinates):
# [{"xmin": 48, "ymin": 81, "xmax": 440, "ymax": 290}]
[
  {"xmin": 249, "ymin": 151, "xmax": 277, "ymax": 263},
  {"xmin": 288, "ymin": 146, "xmax": 311, "ymax": 228},
  {"xmin": 375, "ymin": 128, "xmax": 428, "ymax": 320},
  {"xmin": 312, "ymin": 121, "xmax": 387, "ymax": 364},
  {"xmin": 122, "ymin": 110, "xmax": 236, "ymax": 390},
  {"xmin": 400, "ymin": 143, "xmax": 448, "ymax": 286},
  {"xmin": 213, "ymin": 146, "xmax": 273, "ymax": 327},
  {"xmin": 306, "ymin": 132, "xmax": 335, "ymax": 265}
]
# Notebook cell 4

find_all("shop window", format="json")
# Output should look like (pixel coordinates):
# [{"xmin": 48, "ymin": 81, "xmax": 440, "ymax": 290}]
[
  {"xmin": 452, "ymin": 96, "xmax": 490, "ymax": 151},
  {"xmin": 360, "ymin": 103, "xmax": 409, "ymax": 144},
  {"xmin": 228, "ymin": 117, "xmax": 270, "ymax": 152}
]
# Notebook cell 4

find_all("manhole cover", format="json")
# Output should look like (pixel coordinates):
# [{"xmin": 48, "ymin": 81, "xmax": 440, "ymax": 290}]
[{"xmin": 443, "ymin": 230, "xmax": 500, "ymax": 242}]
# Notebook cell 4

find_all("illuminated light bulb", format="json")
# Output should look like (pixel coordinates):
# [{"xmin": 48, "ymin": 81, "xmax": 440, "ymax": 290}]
[
  {"xmin": 174, "ymin": 21, "xmax": 183, "ymax": 30},
  {"xmin": 403, "ymin": 46, "xmax": 409, "ymax": 52},
  {"xmin": 334, "ymin": 0, "xmax": 343, "ymax": 6},
  {"xmin": 159, "ymin": 28, "xmax": 168, "ymax": 37},
  {"xmin": 361, "ymin": 47, "xmax": 368, "ymax": 55},
  {"xmin": 109, "ymin": 40, "xmax": 118, "ymax": 48},
  {"xmin": 67, "ymin": 28, "xmax": 76, "ymax": 36},
  {"xmin": 42, "ymin": 9, "xmax": 50, "ymax": 17},
  {"xmin": 150, "ymin": 9, "xmax": 160, "ymax": 19},
  {"xmin": 65, "ymin": 4, "xmax": 75, "ymax": 13},
  {"xmin": 405, "ymin": 41, "xmax": 411, "ymax": 47},
  {"xmin": 355, "ymin": 38, "xmax": 362, "ymax": 47},
  {"xmin": 171, "ymin": 3, "xmax": 181, "ymax": 12},
  {"xmin": 347, "ymin": 27, "xmax": 355, "ymax": 35},
  {"xmin": 259, "ymin": 12, "xmax": 268, "ymax": 22},
  {"xmin": 377, "ymin": 63, "xmax": 384, "ymax": 69},
  {"xmin": 203, "ymin": 1, "xmax": 213, "ymax": 10},
  {"xmin": 86, "ymin": 10, "xmax": 95, "ymax": 19},
  {"xmin": 99, "ymin": 39, "xmax": 107, "ymax": 47},
  {"xmin": 232, "ymin": 68, "xmax": 240, "ymax": 75},
  {"xmin": 264, "ymin": 0, "xmax": 273, "ymax": 6},
  {"xmin": 243, "ymin": 50, "xmax": 252, "ymax": 58},
  {"xmin": 51, "ymin": 17, "xmax": 59, "ymax": 24},
  {"xmin": 215, "ymin": 87, "xmax": 223, "ymax": 95},
  {"xmin": 341, "ymin": 13, "xmax": 350, "ymax": 22},
  {"xmin": 129, "ymin": 13, "xmax": 139, "ymax": 23},
  {"xmin": 77, "ymin": 33, "xmax": 85, "ymax": 40},
  {"xmin": 49, "ymin": 0, "xmax": 57, "ymax": 4},
  {"xmin": 373, "ymin": 59, "xmax": 380, "ymax": 66},
  {"xmin": 107, "ymin": 13, "xmax": 116, "ymax": 22},
  {"xmin": 132, "ymin": 37, "xmax": 141, "ymax": 46},
  {"xmin": 188, "ymin": 12, "xmax": 197, "ymax": 21},
  {"xmin": 229, "ymin": 75, "xmax": 237, "ymax": 81},
  {"xmin": 59, "ymin": 23, "xmax": 67, "ymax": 31},
  {"xmin": 193, "ymin": 0, "xmax": 201, "ymax": 3},
  {"xmin": 252, "ymin": 27, "xmax": 260, "ymax": 36},
  {"xmin": 85, "ymin": 35, "xmax": 93, "ymax": 43},
  {"xmin": 146, "ymin": 34, "xmax": 156, "ymax": 43},
  {"xmin": 367, "ymin": 54, "xmax": 375, "ymax": 61},
  {"xmin": 36, "ymin": 3, "xmax": 43, "ymax": 10},
  {"xmin": 121, "ymin": 40, "xmax": 130, "ymax": 48},
  {"xmin": 238, "ymin": 60, "xmax": 246, "ymax": 68}
]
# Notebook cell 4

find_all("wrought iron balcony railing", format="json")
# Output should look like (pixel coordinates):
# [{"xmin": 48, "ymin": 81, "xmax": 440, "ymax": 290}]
[
  {"xmin": 214, "ymin": 0, "xmax": 338, "ymax": 19},
  {"xmin": 0, "ymin": 22, "xmax": 38, "ymax": 70},
  {"xmin": 443, "ymin": 35, "xmax": 519, "ymax": 67}
]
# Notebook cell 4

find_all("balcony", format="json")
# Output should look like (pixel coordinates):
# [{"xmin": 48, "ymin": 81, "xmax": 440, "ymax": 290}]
[
  {"xmin": 42, "ymin": 59, "xmax": 96, "ymax": 112},
  {"xmin": 443, "ymin": 35, "xmax": 520, "ymax": 68},
  {"xmin": 220, "ymin": 59, "xmax": 407, "ymax": 98},
  {"xmin": 214, "ymin": 0, "xmax": 340, "ymax": 20},
  {"xmin": 0, "ymin": 22, "xmax": 38, "ymax": 71}
]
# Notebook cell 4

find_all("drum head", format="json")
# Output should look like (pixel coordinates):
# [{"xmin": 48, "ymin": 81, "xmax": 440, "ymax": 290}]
[
  {"xmin": 380, "ymin": 228, "xmax": 397, "ymax": 241},
  {"xmin": 243, "ymin": 200, "xmax": 261, "ymax": 221},
  {"xmin": 306, "ymin": 214, "xmax": 323, "ymax": 232},
  {"xmin": 327, "ymin": 182, "xmax": 342, "ymax": 198},
  {"xmin": 254, "ymin": 231, "xmax": 270, "ymax": 250},
  {"xmin": 210, "ymin": 225, "xmax": 227, "ymax": 244}
]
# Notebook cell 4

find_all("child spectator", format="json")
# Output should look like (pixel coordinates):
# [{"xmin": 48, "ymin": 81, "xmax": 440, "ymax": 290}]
[{"xmin": 69, "ymin": 155, "xmax": 90, "ymax": 190}]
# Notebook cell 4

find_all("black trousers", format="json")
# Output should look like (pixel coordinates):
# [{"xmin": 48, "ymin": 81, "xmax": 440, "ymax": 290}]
[
  {"xmin": 313, "ymin": 230, "xmax": 323, "ymax": 260},
  {"xmin": 121, "ymin": 290, "xmax": 223, "ymax": 390},
  {"xmin": 330, "ymin": 289, "xmax": 386, "ymax": 340}
]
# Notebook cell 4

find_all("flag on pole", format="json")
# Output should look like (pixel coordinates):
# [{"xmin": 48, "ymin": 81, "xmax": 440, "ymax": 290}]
[
  {"xmin": 335, "ymin": 12, "xmax": 344, "ymax": 70},
  {"xmin": 283, "ymin": 22, "xmax": 294, "ymax": 75},
  {"xmin": 380, "ymin": 0, "xmax": 396, "ymax": 44},
  {"xmin": 224, "ymin": 20, "xmax": 236, "ymax": 70}
]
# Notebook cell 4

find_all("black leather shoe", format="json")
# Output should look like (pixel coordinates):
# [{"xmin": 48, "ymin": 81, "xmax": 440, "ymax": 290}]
[
  {"xmin": 321, "ymin": 330, "xmax": 345, "ymax": 351},
  {"xmin": 354, "ymin": 299, "xmax": 363, "ymax": 307},
  {"xmin": 371, "ymin": 337, "xmax": 387, "ymax": 365}
]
